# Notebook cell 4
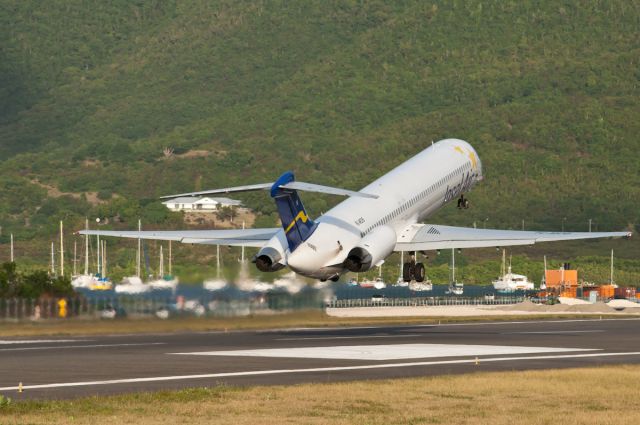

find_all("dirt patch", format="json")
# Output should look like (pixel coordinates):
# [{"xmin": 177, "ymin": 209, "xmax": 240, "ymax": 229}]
[
  {"xmin": 183, "ymin": 209, "xmax": 256, "ymax": 228},
  {"xmin": 30, "ymin": 179, "xmax": 115, "ymax": 206},
  {"xmin": 175, "ymin": 150, "xmax": 211, "ymax": 159},
  {"xmin": 81, "ymin": 159, "xmax": 102, "ymax": 167}
]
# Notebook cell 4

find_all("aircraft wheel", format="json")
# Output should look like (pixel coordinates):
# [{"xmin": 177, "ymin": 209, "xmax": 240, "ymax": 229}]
[
  {"xmin": 402, "ymin": 262, "xmax": 413, "ymax": 282},
  {"xmin": 414, "ymin": 263, "xmax": 426, "ymax": 282}
]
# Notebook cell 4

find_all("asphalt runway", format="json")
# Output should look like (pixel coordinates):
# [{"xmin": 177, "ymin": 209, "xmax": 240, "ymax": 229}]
[{"xmin": 2, "ymin": 318, "xmax": 640, "ymax": 400}]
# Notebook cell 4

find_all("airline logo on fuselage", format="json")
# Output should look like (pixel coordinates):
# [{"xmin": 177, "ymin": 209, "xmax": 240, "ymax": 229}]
[{"xmin": 444, "ymin": 172, "xmax": 476, "ymax": 203}]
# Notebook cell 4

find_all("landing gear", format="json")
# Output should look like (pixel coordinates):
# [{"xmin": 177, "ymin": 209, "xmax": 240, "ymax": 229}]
[
  {"xmin": 414, "ymin": 263, "xmax": 425, "ymax": 282},
  {"xmin": 402, "ymin": 252, "xmax": 426, "ymax": 283},
  {"xmin": 457, "ymin": 194, "xmax": 469, "ymax": 209}
]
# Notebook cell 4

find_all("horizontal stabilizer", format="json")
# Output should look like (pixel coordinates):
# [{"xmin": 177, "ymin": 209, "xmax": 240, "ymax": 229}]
[
  {"xmin": 160, "ymin": 179, "xmax": 378, "ymax": 200},
  {"xmin": 160, "ymin": 183, "xmax": 273, "ymax": 199},
  {"xmin": 78, "ymin": 228, "xmax": 280, "ymax": 248},
  {"xmin": 395, "ymin": 224, "xmax": 631, "ymax": 251}
]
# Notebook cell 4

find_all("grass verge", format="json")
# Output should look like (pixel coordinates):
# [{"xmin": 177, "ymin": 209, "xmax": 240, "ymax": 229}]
[
  {"xmin": 0, "ymin": 310, "xmax": 632, "ymax": 337},
  {"xmin": 1, "ymin": 366, "xmax": 638, "ymax": 424}
]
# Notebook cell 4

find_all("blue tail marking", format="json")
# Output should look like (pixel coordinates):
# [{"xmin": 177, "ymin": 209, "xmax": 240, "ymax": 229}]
[{"xmin": 271, "ymin": 171, "xmax": 317, "ymax": 252}]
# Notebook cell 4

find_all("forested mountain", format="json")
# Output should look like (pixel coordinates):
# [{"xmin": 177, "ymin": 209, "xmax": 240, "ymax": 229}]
[{"xmin": 1, "ymin": 1, "xmax": 638, "ymax": 281}]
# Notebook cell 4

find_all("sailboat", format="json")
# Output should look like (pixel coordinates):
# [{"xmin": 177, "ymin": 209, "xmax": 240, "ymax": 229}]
[
  {"xmin": 446, "ymin": 248, "xmax": 464, "ymax": 295},
  {"xmin": 492, "ymin": 250, "xmax": 534, "ymax": 292},
  {"xmin": 116, "ymin": 219, "xmax": 151, "ymax": 294},
  {"xmin": 71, "ymin": 219, "xmax": 112, "ymax": 290},
  {"xmin": 203, "ymin": 244, "xmax": 228, "ymax": 291},
  {"xmin": 148, "ymin": 244, "xmax": 179, "ymax": 291}
]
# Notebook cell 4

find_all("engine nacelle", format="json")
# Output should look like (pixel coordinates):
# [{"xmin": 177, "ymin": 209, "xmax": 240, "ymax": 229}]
[
  {"xmin": 253, "ymin": 233, "xmax": 287, "ymax": 272},
  {"xmin": 343, "ymin": 225, "xmax": 397, "ymax": 273}
]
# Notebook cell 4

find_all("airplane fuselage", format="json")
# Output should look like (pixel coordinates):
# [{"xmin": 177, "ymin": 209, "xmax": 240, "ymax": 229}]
[{"xmin": 285, "ymin": 139, "xmax": 483, "ymax": 279}]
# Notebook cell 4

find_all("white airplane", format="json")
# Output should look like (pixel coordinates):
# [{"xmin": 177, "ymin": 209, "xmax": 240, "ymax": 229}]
[{"xmin": 80, "ymin": 139, "xmax": 631, "ymax": 282}]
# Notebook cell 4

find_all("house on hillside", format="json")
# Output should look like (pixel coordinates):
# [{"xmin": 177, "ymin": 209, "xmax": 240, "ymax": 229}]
[{"xmin": 162, "ymin": 196, "xmax": 242, "ymax": 212}]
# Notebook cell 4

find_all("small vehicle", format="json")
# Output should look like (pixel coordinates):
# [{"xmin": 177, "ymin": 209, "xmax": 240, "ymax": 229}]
[{"xmin": 371, "ymin": 294, "xmax": 385, "ymax": 303}]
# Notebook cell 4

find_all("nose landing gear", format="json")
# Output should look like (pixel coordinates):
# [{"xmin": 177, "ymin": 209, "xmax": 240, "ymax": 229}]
[{"xmin": 457, "ymin": 194, "xmax": 469, "ymax": 209}]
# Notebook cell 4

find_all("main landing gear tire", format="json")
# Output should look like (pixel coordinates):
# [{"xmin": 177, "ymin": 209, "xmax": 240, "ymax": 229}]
[
  {"xmin": 402, "ymin": 262, "xmax": 426, "ymax": 282},
  {"xmin": 414, "ymin": 263, "xmax": 426, "ymax": 282},
  {"xmin": 402, "ymin": 263, "xmax": 413, "ymax": 282}
]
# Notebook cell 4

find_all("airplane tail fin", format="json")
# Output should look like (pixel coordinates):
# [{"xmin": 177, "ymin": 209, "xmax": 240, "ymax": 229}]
[{"xmin": 271, "ymin": 172, "xmax": 317, "ymax": 252}]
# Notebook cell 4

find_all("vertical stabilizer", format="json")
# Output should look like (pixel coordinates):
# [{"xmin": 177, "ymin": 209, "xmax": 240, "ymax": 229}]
[{"xmin": 271, "ymin": 172, "xmax": 317, "ymax": 252}]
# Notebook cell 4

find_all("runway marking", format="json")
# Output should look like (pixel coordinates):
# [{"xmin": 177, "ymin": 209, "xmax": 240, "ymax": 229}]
[
  {"xmin": 0, "ymin": 343, "xmax": 165, "ymax": 352},
  {"xmin": 170, "ymin": 344, "xmax": 597, "ymax": 361},
  {"xmin": 1, "ymin": 351, "xmax": 639, "ymax": 392},
  {"xmin": 0, "ymin": 339, "xmax": 90, "ymax": 345},
  {"xmin": 265, "ymin": 318, "xmax": 640, "ymax": 334},
  {"xmin": 276, "ymin": 334, "xmax": 422, "ymax": 341},
  {"xmin": 504, "ymin": 330, "xmax": 605, "ymax": 335}
]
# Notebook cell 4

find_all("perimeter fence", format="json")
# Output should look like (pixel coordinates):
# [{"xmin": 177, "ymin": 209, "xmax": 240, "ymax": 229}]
[
  {"xmin": 0, "ymin": 292, "xmax": 326, "ymax": 321},
  {"xmin": 326, "ymin": 296, "xmax": 525, "ymax": 308}
]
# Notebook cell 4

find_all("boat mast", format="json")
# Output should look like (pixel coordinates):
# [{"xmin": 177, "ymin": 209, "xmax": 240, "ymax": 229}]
[
  {"xmin": 73, "ymin": 240, "xmax": 77, "ymax": 276},
  {"xmin": 60, "ymin": 220, "xmax": 64, "ymax": 277},
  {"xmin": 168, "ymin": 241, "xmax": 172, "ymax": 276},
  {"xmin": 84, "ymin": 218, "xmax": 89, "ymax": 275},
  {"xmin": 241, "ymin": 221, "xmax": 245, "ymax": 263},
  {"xmin": 136, "ymin": 219, "xmax": 141, "ymax": 278},
  {"xmin": 451, "ymin": 248, "xmax": 455, "ymax": 283},
  {"xmin": 102, "ymin": 240, "xmax": 107, "ymax": 278},
  {"xmin": 96, "ymin": 233, "xmax": 101, "ymax": 276},
  {"xmin": 216, "ymin": 244, "xmax": 220, "ymax": 279},
  {"xmin": 50, "ymin": 242, "xmax": 55, "ymax": 276}
]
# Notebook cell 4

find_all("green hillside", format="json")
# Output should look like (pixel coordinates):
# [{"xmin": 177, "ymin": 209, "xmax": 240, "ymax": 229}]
[{"xmin": 0, "ymin": 1, "xmax": 638, "ymax": 283}]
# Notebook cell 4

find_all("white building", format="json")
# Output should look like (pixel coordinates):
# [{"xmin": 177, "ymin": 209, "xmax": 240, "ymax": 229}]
[{"xmin": 162, "ymin": 196, "xmax": 242, "ymax": 212}]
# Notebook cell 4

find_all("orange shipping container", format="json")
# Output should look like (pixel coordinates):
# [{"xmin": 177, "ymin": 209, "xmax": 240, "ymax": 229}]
[
  {"xmin": 545, "ymin": 270, "xmax": 578, "ymax": 288},
  {"xmin": 598, "ymin": 285, "xmax": 615, "ymax": 299}
]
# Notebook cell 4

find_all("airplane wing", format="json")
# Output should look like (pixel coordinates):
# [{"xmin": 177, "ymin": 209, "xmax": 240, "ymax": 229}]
[
  {"xmin": 78, "ymin": 228, "xmax": 280, "ymax": 247},
  {"xmin": 395, "ymin": 224, "xmax": 631, "ymax": 251}
]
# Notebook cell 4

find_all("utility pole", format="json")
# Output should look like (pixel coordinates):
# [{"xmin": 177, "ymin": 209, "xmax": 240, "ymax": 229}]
[
  {"xmin": 589, "ymin": 218, "xmax": 592, "ymax": 232},
  {"xmin": 610, "ymin": 249, "xmax": 614, "ymax": 285},
  {"xmin": 10, "ymin": 233, "xmax": 14, "ymax": 262},
  {"xmin": 168, "ymin": 240, "xmax": 172, "ymax": 276}
]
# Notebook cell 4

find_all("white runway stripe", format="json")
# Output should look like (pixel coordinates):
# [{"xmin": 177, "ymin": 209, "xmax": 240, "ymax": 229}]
[
  {"xmin": 0, "ymin": 339, "xmax": 89, "ymax": 345},
  {"xmin": 276, "ymin": 334, "xmax": 422, "ymax": 341},
  {"xmin": 171, "ymin": 344, "xmax": 597, "ymax": 361},
  {"xmin": 1, "ymin": 351, "xmax": 639, "ymax": 392},
  {"xmin": 504, "ymin": 330, "xmax": 605, "ymax": 334},
  {"xmin": 0, "ymin": 343, "xmax": 166, "ymax": 352}
]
